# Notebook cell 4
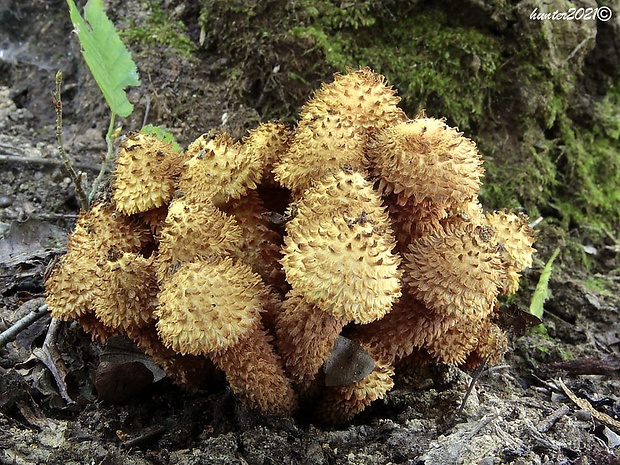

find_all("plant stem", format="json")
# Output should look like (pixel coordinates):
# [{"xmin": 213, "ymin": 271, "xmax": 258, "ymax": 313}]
[
  {"xmin": 53, "ymin": 71, "xmax": 89, "ymax": 211},
  {"xmin": 0, "ymin": 304, "xmax": 49, "ymax": 348},
  {"xmin": 88, "ymin": 112, "xmax": 118, "ymax": 204}
]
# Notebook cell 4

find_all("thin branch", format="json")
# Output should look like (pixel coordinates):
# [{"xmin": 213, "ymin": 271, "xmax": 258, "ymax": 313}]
[
  {"xmin": 88, "ymin": 111, "xmax": 117, "ymax": 204},
  {"xmin": 0, "ymin": 303, "xmax": 49, "ymax": 348},
  {"xmin": 53, "ymin": 71, "xmax": 89, "ymax": 210}
]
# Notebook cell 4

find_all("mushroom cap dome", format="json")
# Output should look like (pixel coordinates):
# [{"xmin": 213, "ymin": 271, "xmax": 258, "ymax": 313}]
[{"xmin": 155, "ymin": 258, "xmax": 272, "ymax": 355}]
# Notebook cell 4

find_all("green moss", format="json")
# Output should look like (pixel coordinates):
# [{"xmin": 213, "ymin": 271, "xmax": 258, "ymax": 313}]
[
  {"xmin": 196, "ymin": 0, "xmax": 618, "ymax": 237},
  {"xmin": 120, "ymin": 1, "xmax": 197, "ymax": 58},
  {"xmin": 293, "ymin": 7, "xmax": 502, "ymax": 130},
  {"xmin": 583, "ymin": 277, "xmax": 616, "ymax": 297}
]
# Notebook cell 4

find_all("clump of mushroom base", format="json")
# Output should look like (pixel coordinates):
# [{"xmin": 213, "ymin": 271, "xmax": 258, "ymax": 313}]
[{"xmin": 46, "ymin": 67, "xmax": 535, "ymax": 423}]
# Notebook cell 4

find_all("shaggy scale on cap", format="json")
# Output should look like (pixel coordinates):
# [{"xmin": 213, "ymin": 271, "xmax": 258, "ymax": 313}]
[
  {"xmin": 274, "ymin": 67, "xmax": 406, "ymax": 196},
  {"xmin": 46, "ymin": 203, "xmax": 151, "ymax": 322},
  {"xmin": 371, "ymin": 118, "xmax": 484, "ymax": 208},
  {"xmin": 93, "ymin": 252, "xmax": 158, "ymax": 331},
  {"xmin": 112, "ymin": 131, "xmax": 184, "ymax": 215},
  {"xmin": 404, "ymin": 221, "xmax": 505, "ymax": 323},
  {"xmin": 156, "ymin": 258, "xmax": 296, "ymax": 414},
  {"xmin": 155, "ymin": 258, "xmax": 268, "ymax": 354},
  {"xmin": 484, "ymin": 210, "xmax": 536, "ymax": 294},
  {"xmin": 179, "ymin": 132, "xmax": 262, "ymax": 206},
  {"xmin": 220, "ymin": 190, "xmax": 285, "ymax": 291},
  {"xmin": 242, "ymin": 121, "xmax": 293, "ymax": 187},
  {"xmin": 274, "ymin": 291, "xmax": 347, "ymax": 390},
  {"xmin": 281, "ymin": 170, "xmax": 401, "ymax": 323},
  {"xmin": 155, "ymin": 198, "xmax": 243, "ymax": 282}
]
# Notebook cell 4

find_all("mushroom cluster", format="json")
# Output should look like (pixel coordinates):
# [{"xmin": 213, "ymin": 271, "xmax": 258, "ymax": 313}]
[{"xmin": 46, "ymin": 67, "xmax": 535, "ymax": 422}]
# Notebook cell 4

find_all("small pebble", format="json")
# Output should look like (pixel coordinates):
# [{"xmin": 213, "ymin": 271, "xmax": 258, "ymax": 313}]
[
  {"xmin": 0, "ymin": 196, "xmax": 13, "ymax": 208},
  {"xmin": 574, "ymin": 409, "xmax": 592, "ymax": 421}
]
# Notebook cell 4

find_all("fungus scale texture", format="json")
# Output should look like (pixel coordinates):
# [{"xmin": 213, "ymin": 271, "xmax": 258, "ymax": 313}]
[
  {"xmin": 274, "ymin": 67, "xmax": 406, "ymax": 196},
  {"xmin": 274, "ymin": 291, "xmax": 347, "ymax": 390},
  {"xmin": 281, "ymin": 170, "xmax": 401, "ymax": 324},
  {"xmin": 179, "ymin": 132, "xmax": 262, "ymax": 206},
  {"xmin": 220, "ymin": 190, "xmax": 285, "ymax": 291},
  {"xmin": 404, "ymin": 221, "xmax": 505, "ymax": 323},
  {"xmin": 317, "ymin": 358, "xmax": 395, "ymax": 424},
  {"xmin": 371, "ymin": 118, "xmax": 484, "ymax": 208},
  {"xmin": 112, "ymin": 132, "xmax": 184, "ymax": 215},
  {"xmin": 155, "ymin": 258, "xmax": 270, "ymax": 355},
  {"xmin": 242, "ymin": 121, "xmax": 293, "ymax": 187},
  {"xmin": 210, "ymin": 327, "xmax": 298, "ymax": 415},
  {"xmin": 46, "ymin": 203, "xmax": 151, "ymax": 322},
  {"xmin": 93, "ymin": 252, "xmax": 158, "ymax": 331},
  {"xmin": 155, "ymin": 198, "xmax": 243, "ymax": 282},
  {"xmin": 484, "ymin": 210, "xmax": 536, "ymax": 294}
]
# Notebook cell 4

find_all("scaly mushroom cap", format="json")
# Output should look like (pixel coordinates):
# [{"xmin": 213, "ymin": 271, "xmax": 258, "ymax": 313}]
[
  {"xmin": 139, "ymin": 205, "xmax": 168, "ymax": 237},
  {"xmin": 155, "ymin": 258, "xmax": 272, "ymax": 355},
  {"xmin": 310, "ymin": 67, "xmax": 406, "ymax": 131},
  {"xmin": 45, "ymin": 249, "xmax": 100, "ymax": 320},
  {"xmin": 351, "ymin": 290, "xmax": 435, "ymax": 364},
  {"xmin": 242, "ymin": 121, "xmax": 293, "ymax": 187},
  {"xmin": 67, "ymin": 203, "xmax": 151, "ymax": 254},
  {"xmin": 404, "ymin": 221, "xmax": 505, "ymax": 322},
  {"xmin": 179, "ymin": 132, "xmax": 262, "ymax": 206},
  {"xmin": 387, "ymin": 195, "xmax": 485, "ymax": 251},
  {"xmin": 46, "ymin": 203, "xmax": 151, "ymax": 321},
  {"xmin": 155, "ymin": 198, "xmax": 243, "ymax": 281},
  {"xmin": 370, "ymin": 117, "xmax": 484, "ymax": 207},
  {"xmin": 281, "ymin": 170, "xmax": 401, "ymax": 324},
  {"xmin": 112, "ymin": 131, "xmax": 184, "ymax": 215},
  {"xmin": 273, "ymin": 115, "xmax": 368, "ymax": 196},
  {"xmin": 464, "ymin": 321, "xmax": 508, "ymax": 369},
  {"xmin": 424, "ymin": 315, "xmax": 484, "ymax": 365},
  {"xmin": 94, "ymin": 252, "xmax": 158, "ymax": 330},
  {"xmin": 484, "ymin": 210, "xmax": 536, "ymax": 295},
  {"xmin": 274, "ymin": 67, "xmax": 405, "ymax": 196},
  {"xmin": 318, "ymin": 359, "xmax": 395, "ymax": 424},
  {"xmin": 76, "ymin": 313, "xmax": 122, "ymax": 343},
  {"xmin": 220, "ymin": 190, "xmax": 285, "ymax": 291}
]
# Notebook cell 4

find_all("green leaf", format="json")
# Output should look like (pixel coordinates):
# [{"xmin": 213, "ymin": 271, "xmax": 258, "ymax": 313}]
[
  {"xmin": 141, "ymin": 124, "xmax": 183, "ymax": 153},
  {"xmin": 67, "ymin": 0, "xmax": 140, "ymax": 117},
  {"xmin": 529, "ymin": 247, "xmax": 561, "ymax": 320}
]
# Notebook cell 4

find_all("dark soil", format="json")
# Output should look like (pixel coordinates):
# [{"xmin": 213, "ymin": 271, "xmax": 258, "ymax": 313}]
[{"xmin": 1, "ymin": 2, "xmax": 619, "ymax": 464}]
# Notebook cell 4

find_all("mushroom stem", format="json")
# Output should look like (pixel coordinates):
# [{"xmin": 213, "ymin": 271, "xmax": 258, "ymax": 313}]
[
  {"xmin": 274, "ymin": 293, "xmax": 347, "ymax": 392},
  {"xmin": 209, "ymin": 327, "xmax": 298, "ymax": 415}
]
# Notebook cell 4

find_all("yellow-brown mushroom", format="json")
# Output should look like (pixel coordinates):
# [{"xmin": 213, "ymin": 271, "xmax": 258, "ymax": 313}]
[
  {"xmin": 370, "ymin": 117, "xmax": 484, "ymax": 209},
  {"xmin": 155, "ymin": 197, "xmax": 243, "ymax": 282},
  {"xmin": 403, "ymin": 220, "xmax": 505, "ymax": 324},
  {"xmin": 276, "ymin": 170, "xmax": 401, "ymax": 391},
  {"xmin": 155, "ymin": 258, "xmax": 297, "ymax": 415},
  {"xmin": 179, "ymin": 132, "xmax": 263, "ymax": 206},
  {"xmin": 112, "ymin": 131, "xmax": 184, "ymax": 215},
  {"xmin": 484, "ymin": 210, "xmax": 536, "ymax": 294},
  {"xmin": 274, "ymin": 67, "xmax": 406, "ymax": 196}
]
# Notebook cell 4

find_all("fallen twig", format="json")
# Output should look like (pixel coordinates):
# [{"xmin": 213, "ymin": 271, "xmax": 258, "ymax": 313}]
[
  {"xmin": 537, "ymin": 404, "xmax": 570, "ymax": 433},
  {"xmin": 0, "ymin": 303, "xmax": 49, "ymax": 348},
  {"xmin": 556, "ymin": 378, "xmax": 620, "ymax": 430},
  {"xmin": 121, "ymin": 426, "xmax": 167, "ymax": 449}
]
